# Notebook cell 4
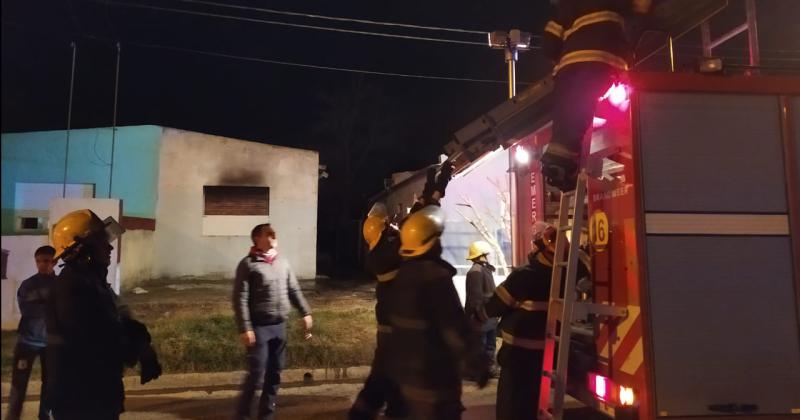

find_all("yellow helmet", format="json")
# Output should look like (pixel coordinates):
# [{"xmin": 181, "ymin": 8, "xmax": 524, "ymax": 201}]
[
  {"xmin": 466, "ymin": 240, "xmax": 492, "ymax": 261},
  {"xmin": 50, "ymin": 209, "xmax": 125, "ymax": 260},
  {"xmin": 399, "ymin": 205, "xmax": 444, "ymax": 257},
  {"xmin": 363, "ymin": 216, "xmax": 386, "ymax": 251}
]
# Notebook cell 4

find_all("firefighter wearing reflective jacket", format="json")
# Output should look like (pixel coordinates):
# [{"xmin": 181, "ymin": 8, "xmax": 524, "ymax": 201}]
[
  {"xmin": 540, "ymin": 0, "xmax": 652, "ymax": 191},
  {"xmin": 464, "ymin": 241, "xmax": 499, "ymax": 377},
  {"xmin": 349, "ymin": 203, "xmax": 407, "ymax": 420},
  {"xmin": 386, "ymin": 206, "xmax": 490, "ymax": 420},
  {"xmin": 46, "ymin": 210, "xmax": 161, "ymax": 420},
  {"xmin": 485, "ymin": 222, "xmax": 587, "ymax": 420}
]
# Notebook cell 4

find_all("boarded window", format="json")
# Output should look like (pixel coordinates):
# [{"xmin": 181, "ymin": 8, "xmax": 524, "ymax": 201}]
[
  {"xmin": 20, "ymin": 217, "xmax": 40, "ymax": 230},
  {"xmin": 203, "ymin": 186, "xmax": 269, "ymax": 216}
]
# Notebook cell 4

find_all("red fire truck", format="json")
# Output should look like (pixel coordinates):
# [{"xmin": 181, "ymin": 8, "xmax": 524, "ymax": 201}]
[
  {"xmin": 444, "ymin": 4, "xmax": 800, "ymax": 417},
  {"xmin": 576, "ymin": 71, "xmax": 799, "ymax": 419}
]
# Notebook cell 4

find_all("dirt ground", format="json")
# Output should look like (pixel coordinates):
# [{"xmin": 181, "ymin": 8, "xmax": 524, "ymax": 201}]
[{"xmin": 121, "ymin": 276, "xmax": 376, "ymax": 324}]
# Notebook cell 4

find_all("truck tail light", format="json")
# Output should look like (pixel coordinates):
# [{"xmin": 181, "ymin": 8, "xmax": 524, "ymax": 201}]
[
  {"xmin": 589, "ymin": 373, "xmax": 611, "ymax": 402},
  {"xmin": 588, "ymin": 373, "xmax": 637, "ymax": 407}
]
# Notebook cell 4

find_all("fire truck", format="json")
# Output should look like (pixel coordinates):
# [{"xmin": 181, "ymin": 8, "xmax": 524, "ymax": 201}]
[{"xmin": 444, "ymin": 1, "xmax": 800, "ymax": 418}]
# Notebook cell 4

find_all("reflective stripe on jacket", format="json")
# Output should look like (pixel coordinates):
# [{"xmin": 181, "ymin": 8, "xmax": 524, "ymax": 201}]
[
  {"xmin": 486, "ymin": 251, "xmax": 590, "ymax": 350},
  {"xmin": 541, "ymin": 0, "xmax": 652, "ymax": 74}
]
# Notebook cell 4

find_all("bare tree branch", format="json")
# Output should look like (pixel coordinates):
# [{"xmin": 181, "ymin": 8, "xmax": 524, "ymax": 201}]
[{"xmin": 456, "ymin": 193, "xmax": 510, "ymax": 275}]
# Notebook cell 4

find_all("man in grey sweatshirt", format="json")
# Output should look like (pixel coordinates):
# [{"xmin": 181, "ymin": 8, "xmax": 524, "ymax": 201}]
[{"xmin": 233, "ymin": 223, "xmax": 313, "ymax": 420}]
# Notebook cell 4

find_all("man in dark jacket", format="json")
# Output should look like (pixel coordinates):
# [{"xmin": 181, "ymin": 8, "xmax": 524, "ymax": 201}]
[
  {"xmin": 485, "ymin": 222, "xmax": 589, "ymax": 420},
  {"xmin": 540, "ymin": 0, "xmax": 652, "ymax": 191},
  {"xmin": 463, "ymin": 241, "xmax": 499, "ymax": 378},
  {"xmin": 350, "ymin": 204, "xmax": 406, "ymax": 420},
  {"xmin": 386, "ymin": 206, "xmax": 490, "ymax": 420},
  {"xmin": 46, "ymin": 209, "xmax": 161, "ymax": 420},
  {"xmin": 234, "ymin": 223, "xmax": 313, "ymax": 420},
  {"xmin": 6, "ymin": 245, "xmax": 56, "ymax": 420}
]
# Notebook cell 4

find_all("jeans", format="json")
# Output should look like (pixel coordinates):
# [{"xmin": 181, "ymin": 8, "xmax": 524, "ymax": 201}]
[
  {"xmin": 6, "ymin": 342, "xmax": 49, "ymax": 420},
  {"xmin": 234, "ymin": 323, "xmax": 286, "ymax": 420},
  {"xmin": 480, "ymin": 320, "xmax": 498, "ymax": 367}
]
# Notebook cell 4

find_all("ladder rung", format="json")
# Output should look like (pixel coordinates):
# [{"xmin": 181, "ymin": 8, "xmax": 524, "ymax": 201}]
[
  {"xmin": 557, "ymin": 225, "xmax": 571, "ymax": 232},
  {"xmin": 555, "ymin": 262, "xmax": 568, "ymax": 267},
  {"xmin": 547, "ymin": 299, "xmax": 563, "ymax": 314}
]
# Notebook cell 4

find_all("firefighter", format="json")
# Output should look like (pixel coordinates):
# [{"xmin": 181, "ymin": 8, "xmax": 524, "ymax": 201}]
[
  {"xmin": 386, "ymin": 205, "xmax": 490, "ymax": 420},
  {"xmin": 540, "ymin": 0, "xmax": 652, "ymax": 191},
  {"xmin": 485, "ymin": 222, "xmax": 588, "ymax": 420},
  {"xmin": 349, "ymin": 203, "xmax": 406, "ymax": 420},
  {"xmin": 464, "ymin": 241, "xmax": 500, "ymax": 378},
  {"xmin": 46, "ymin": 210, "xmax": 161, "ymax": 420}
]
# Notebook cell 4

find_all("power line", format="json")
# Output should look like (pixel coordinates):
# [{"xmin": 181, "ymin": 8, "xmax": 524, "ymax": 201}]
[
  {"xmin": 1, "ymin": 19, "xmax": 536, "ymax": 84},
  {"xmin": 125, "ymin": 40, "xmax": 531, "ymax": 84},
  {"xmin": 94, "ymin": 0, "xmax": 489, "ymax": 47},
  {"xmin": 172, "ymin": 0, "xmax": 488, "ymax": 35}
]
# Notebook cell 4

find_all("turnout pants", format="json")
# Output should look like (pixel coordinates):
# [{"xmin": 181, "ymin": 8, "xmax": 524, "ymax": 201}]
[
  {"xmin": 550, "ymin": 62, "xmax": 618, "ymax": 159},
  {"xmin": 496, "ymin": 345, "xmax": 545, "ymax": 420},
  {"xmin": 403, "ymin": 398, "xmax": 464, "ymax": 420},
  {"xmin": 6, "ymin": 342, "xmax": 49, "ymax": 420},
  {"xmin": 235, "ymin": 323, "xmax": 287, "ymax": 420},
  {"xmin": 349, "ymin": 331, "xmax": 406, "ymax": 419}
]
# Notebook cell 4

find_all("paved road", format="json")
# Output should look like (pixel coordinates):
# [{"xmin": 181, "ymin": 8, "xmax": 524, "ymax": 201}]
[{"xmin": 2, "ymin": 379, "xmax": 603, "ymax": 419}]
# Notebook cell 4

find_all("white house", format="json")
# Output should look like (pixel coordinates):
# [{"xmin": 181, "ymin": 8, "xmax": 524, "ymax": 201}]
[{"xmin": 2, "ymin": 126, "xmax": 319, "ymax": 329}]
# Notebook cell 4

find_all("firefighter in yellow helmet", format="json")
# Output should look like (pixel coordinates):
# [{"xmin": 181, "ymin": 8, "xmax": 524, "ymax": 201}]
[
  {"xmin": 540, "ymin": 0, "xmax": 652, "ymax": 191},
  {"xmin": 350, "ymin": 202, "xmax": 407, "ymax": 419},
  {"xmin": 46, "ymin": 209, "xmax": 160, "ymax": 420},
  {"xmin": 384, "ymin": 206, "xmax": 489, "ymax": 420},
  {"xmin": 485, "ymin": 221, "xmax": 589, "ymax": 420},
  {"xmin": 464, "ymin": 241, "xmax": 500, "ymax": 379}
]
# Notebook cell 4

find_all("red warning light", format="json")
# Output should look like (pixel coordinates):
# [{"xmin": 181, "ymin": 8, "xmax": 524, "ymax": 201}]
[{"xmin": 600, "ymin": 83, "xmax": 631, "ymax": 111}]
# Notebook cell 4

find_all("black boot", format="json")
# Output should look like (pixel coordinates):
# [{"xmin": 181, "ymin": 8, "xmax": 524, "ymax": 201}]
[{"xmin": 541, "ymin": 146, "xmax": 578, "ymax": 192}]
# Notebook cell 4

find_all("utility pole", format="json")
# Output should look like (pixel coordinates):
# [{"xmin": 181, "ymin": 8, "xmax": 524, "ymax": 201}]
[
  {"xmin": 63, "ymin": 42, "xmax": 77, "ymax": 198},
  {"xmin": 488, "ymin": 29, "xmax": 532, "ymax": 267},
  {"xmin": 488, "ymin": 29, "xmax": 532, "ymax": 99},
  {"xmin": 109, "ymin": 42, "xmax": 121, "ymax": 198}
]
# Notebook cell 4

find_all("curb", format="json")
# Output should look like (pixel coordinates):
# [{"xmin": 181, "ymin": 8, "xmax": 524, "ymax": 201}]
[{"xmin": 1, "ymin": 366, "xmax": 372, "ymax": 398}]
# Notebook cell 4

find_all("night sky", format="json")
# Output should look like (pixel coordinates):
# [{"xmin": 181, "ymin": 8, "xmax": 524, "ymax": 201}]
[{"xmin": 3, "ymin": 0, "xmax": 799, "ymax": 267}]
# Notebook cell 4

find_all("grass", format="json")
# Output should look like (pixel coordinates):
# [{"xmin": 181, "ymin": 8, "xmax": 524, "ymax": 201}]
[
  {"xmin": 148, "ymin": 308, "xmax": 376, "ymax": 373},
  {"xmin": 2, "ymin": 278, "xmax": 378, "ymax": 381}
]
